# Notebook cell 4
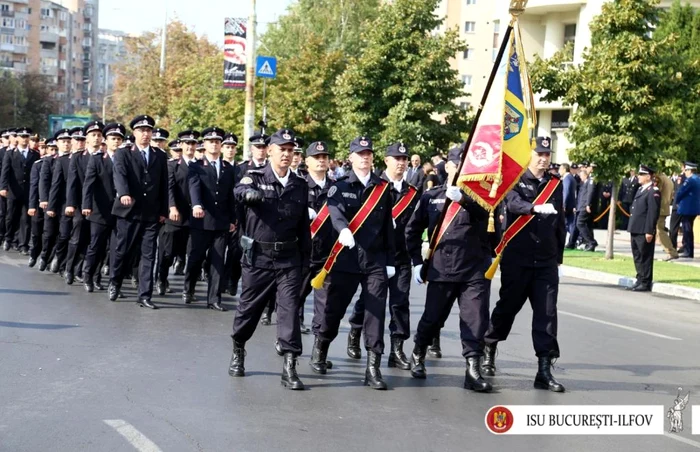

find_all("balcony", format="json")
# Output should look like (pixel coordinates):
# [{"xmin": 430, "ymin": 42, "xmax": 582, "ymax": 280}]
[
  {"xmin": 1, "ymin": 10, "xmax": 14, "ymax": 18},
  {"xmin": 521, "ymin": 0, "xmax": 585, "ymax": 15},
  {"xmin": 0, "ymin": 60, "xmax": 12, "ymax": 68},
  {"xmin": 40, "ymin": 31, "xmax": 59, "ymax": 43},
  {"xmin": 41, "ymin": 66, "xmax": 58, "ymax": 76}
]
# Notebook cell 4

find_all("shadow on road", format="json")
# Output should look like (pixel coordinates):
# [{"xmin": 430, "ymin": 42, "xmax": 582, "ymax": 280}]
[
  {"xmin": 0, "ymin": 289, "xmax": 71, "ymax": 296},
  {"xmin": 0, "ymin": 320, "xmax": 79, "ymax": 330}
]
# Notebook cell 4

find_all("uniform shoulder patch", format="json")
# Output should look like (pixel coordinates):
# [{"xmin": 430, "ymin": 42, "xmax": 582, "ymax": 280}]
[
  {"xmin": 247, "ymin": 169, "xmax": 264, "ymax": 176},
  {"xmin": 328, "ymin": 186, "xmax": 338, "ymax": 197},
  {"xmin": 240, "ymin": 176, "xmax": 254, "ymax": 185}
]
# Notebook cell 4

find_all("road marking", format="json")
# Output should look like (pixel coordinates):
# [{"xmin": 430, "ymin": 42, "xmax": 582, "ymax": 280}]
[
  {"xmin": 559, "ymin": 311, "xmax": 682, "ymax": 341},
  {"xmin": 104, "ymin": 419, "xmax": 163, "ymax": 452},
  {"xmin": 664, "ymin": 433, "xmax": 700, "ymax": 449}
]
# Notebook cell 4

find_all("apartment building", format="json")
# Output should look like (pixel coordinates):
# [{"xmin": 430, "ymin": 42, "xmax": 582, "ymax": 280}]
[
  {"xmin": 442, "ymin": 0, "xmax": 700, "ymax": 162},
  {"xmin": 95, "ymin": 28, "xmax": 126, "ymax": 112}
]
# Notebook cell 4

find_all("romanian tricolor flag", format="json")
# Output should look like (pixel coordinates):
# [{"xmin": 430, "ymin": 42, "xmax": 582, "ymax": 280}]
[{"xmin": 457, "ymin": 26, "xmax": 534, "ymax": 222}]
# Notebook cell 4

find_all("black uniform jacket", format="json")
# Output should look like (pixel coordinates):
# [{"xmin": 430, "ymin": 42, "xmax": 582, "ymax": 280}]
[
  {"xmin": 627, "ymin": 184, "xmax": 660, "ymax": 236},
  {"xmin": 327, "ymin": 170, "xmax": 395, "ymax": 273},
  {"xmin": 382, "ymin": 172, "xmax": 420, "ymax": 266},
  {"xmin": 502, "ymin": 170, "xmax": 566, "ymax": 267},
  {"xmin": 28, "ymin": 158, "xmax": 44, "ymax": 210},
  {"xmin": 307, "ymin": 174, "xmax": 334, "ymax": 265},
  {"xmin": 405, "ymin": 185, "xmax": 490, "ymax": 282},
  {"xmin": 188, "ymin": 157, "xmax": 236, "ymax": 231},
  {"xmin": 0, "ymin": 148, "xmax": 39, "ymax": 201},
  {"xmin": 111, "ymin": 145, "xmax": 168, "ymax": 222},
  {"xmin": 67, "ymin": 150, "xmax": 91, "ymax": 209},
  {"xmin": 234, "ymin": 164, "xmax": 311, "ymax": 270},
  {"xmin": 166, "ymin": 158, "xmax": 192, "ymax": 228},
  {"xmin": 48, "ymin": 153, "xmax": 71, "ymax": 214},
  {"xmin": 39, "ymin": 155, "xmax": 56, "ymax": 204},
  {"xmin": 83, "ymin": 151, "xmax": 117, "ymax": 226}
]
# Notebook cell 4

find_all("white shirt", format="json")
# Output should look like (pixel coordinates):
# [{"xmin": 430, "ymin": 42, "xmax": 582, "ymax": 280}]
[
  {"xmin": 391, "ymin": 178, "xmax": 403, "ymax": 193},
  {"xmin": 253, "ymin": 159, "xmax": 266, "ymax": 168},
  {"xmin": 356, "ymin": 171, "xmax": 371, "ymax": 187},
  {"xmin": 273, "ymin": 169, "xmax": 290, "ymax": 187},
  {"xmin": 641, "ymin": 181, "xmax": 653, "ymax": 191},
  {"xmin": 311, "ymin": 177, "xmax": 326, "ymax": 189},
  {"xmin": 17, "ymin": 147, "xmax": 28, "ymax": 158},
  {"xmin": 182, "ymin": 156, "xmax": 193, "ymax": 166}
]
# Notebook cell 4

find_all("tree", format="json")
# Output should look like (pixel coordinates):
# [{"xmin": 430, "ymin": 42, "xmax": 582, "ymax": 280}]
[
  {"xmin": 332, "ymin": 0, "xmax": 471, "ymax": 161},
  {"xmin": 530, "ymin": 0, "xmax": 686, "ymax": 258},
  {"xmin": 0, "ymin": 72, "xmax": 58, "ymax": 136}
]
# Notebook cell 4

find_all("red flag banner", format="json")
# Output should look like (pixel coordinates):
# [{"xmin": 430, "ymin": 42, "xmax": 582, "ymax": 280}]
[{"xmin": 224, "ymin": 18, "xmax": 246, "ymax": 89}]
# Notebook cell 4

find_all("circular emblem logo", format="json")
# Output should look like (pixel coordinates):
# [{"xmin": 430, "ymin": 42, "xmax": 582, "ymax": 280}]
[
  {"xmin": 316, "ymin": 144, "xmax": 325, "ymax": 151},
  {"xmin": 399, "ymin": 146, "xmax": 406, "ymax": 153},
  {"xmin": 485, "ymin": 406, "xmax": 513, "ymax": 434},
  {"xmin": 328, "ymin": 186, "xmax": 337, "ymax": 197},
  {"xmin": 282, "ymin": 133, "xmax": 291, "ymax": 140},
  {"xmin": 359, "ymin": 140, "xmax": 368, "ymax": 147},
  {"xmin": 467, "ymin": 141, "xmax": 496, "ymax": 168},
  {"xmin": 541, "ymin": 139, "xmax": 550, "ymax": 148}
]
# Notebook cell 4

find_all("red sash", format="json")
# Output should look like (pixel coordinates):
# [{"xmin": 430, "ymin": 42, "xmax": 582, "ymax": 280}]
[
  {"xmin": 486, "ymin": 178, "xmax": 560, "ymax": 279},
  {"xmin": 310, "ymin": 181, "xmax": 389, "ymax": 289},
  {"xmin": 392, "ymin": 186, "xmax": 418, "ymax": 220},
  {"xmin": 310, "ymin": 203, "xmax": 329, "ymax": 239}
]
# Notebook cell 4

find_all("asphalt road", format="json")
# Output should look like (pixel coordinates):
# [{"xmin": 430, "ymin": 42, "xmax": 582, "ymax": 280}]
[{"xmin": 1, "ymin": 251, "xmax": 699, "ymax": 452}]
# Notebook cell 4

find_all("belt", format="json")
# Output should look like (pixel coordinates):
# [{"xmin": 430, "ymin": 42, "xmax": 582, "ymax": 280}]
[{"xmin": 255, "ymin": 239, "xmax": 298, "ymax": 252}]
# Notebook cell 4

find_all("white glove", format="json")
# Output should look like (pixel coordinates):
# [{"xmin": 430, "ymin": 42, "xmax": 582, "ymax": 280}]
[
  {"xmin": 338, "ymin": 228, "xmax": 355, "ymax": 249},
  {"xmin": 533, "ymin": 203, "xmax": 558, "ymax": 215},
  {"xmin": 392, "ymin": 218, "xmax": 397, "ymax": 229},
  {"xmin": 386, "ymin": 266, "xmax": 396, "ymax": 279},
  {"xmin": 413, "ymin": 264, "xmax": 424, "ymax": 285},
  {"xmin": 308, "ymin": 207, "xmax": 317, "ymax": 221},
  {"xmin": 446, "ymin": 186, "xmax": 463, "ymax": 202}
]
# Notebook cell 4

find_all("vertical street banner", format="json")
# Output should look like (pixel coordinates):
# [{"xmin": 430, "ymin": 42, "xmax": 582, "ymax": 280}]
[{"xmin": 224, "ymin": 18, "xmax": 246, "ymax": 89}]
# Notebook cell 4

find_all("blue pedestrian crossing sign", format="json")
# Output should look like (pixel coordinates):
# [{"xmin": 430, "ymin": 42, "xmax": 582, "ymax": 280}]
[{"xmin": 255, "ymin": 56, "xmax": 277, "ymax": 79}]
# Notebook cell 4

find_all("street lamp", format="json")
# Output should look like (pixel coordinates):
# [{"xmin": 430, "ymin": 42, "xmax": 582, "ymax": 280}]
[{"xmin": 102, "ymin": 94, "xmax": 115, "ymax": 122}]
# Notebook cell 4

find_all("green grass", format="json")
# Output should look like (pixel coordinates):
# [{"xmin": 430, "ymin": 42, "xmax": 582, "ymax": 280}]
[{"xmin": 563, "ymin": 249, "xmax": 700, "ymax": 289}]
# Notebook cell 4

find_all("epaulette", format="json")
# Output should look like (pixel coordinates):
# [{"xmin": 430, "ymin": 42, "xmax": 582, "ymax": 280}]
[
  {"xmin": 33, "ymin": 159, "xmax": 42, "ymax": 165},
  {"xmin": 168, "ymin": 157, "xmax": 177, "ymax": 161},
  {"xmin": 336, "ymin": 175, "xmax": 349, "ymax": 182},
  {"xmin": 94, "ymin": 150, "xmax": 104, "ymax": 155},
  {"xmin": 551, "ymin": 173, "xmax": 561, "ymax": 180},
  {"xmin": 247, "ymin": 169, "xmax": 264, "ymax": 175}
]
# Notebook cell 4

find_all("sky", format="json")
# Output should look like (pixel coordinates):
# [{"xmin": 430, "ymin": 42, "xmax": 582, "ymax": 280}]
[{"xmin": 98, "ymin": 0, "xmax": 294, "ymax": 46}]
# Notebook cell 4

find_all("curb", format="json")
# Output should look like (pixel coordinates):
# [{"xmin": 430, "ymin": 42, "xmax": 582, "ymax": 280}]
[{"xmin": 560, "ymin": 265, "xmax": 700, "ymax": 302}]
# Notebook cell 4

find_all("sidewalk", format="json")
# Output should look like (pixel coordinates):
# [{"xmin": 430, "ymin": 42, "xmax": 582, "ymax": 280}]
[{"xmin": 559, "ymin": 229, "xmax": 700, "ymax": 302}]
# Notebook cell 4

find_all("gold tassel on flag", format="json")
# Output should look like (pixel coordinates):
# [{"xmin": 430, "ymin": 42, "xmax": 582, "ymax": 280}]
[
  {"xmin": 485, "ymin": 254, "xmax": 501, "ymax": 280},
  {"xmin": 310, "ymin": 269, "xmax": 328, "ymax": 290},
  {"xmin": 488, "ymin": 211, "xmax": 496, "ymax": 233}
]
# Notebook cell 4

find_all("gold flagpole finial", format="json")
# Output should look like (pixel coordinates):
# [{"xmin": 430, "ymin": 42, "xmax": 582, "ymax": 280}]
[{"xmin": 509, "ymin": 0, "xmax": 528, "ymax": 16}]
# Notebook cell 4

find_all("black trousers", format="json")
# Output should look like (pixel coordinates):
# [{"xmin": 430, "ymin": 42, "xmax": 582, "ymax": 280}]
[
  {"xmin": 299, "ymin": 262, "xmax": 326, "ymax": 329},
  {"xmin": 110, "ymin": 218, "xmax": 160, "ymax": 299},
  {"xmin": 485, "ymin": 263, "xmax": 560, "ymax": 358},
  {"xmin": 620, "ymin": 202, "xmax": 632, "ymax": 230},
  {"xmin": 566, "ymin": 212, "xmax": 580, "ymax": 247},
  {"xmin": 318, "ymin": 268, "xmax": 387, "ymax": 354},
  {"xmin": 29, "ymin": 210, "xmax": 44, "ymax": 260},
  {"xmin": 630, "ymin": 233, "xmax": 655, "ymax": 285},
  {"xmin": 0, "ymin": 195, "xmax": 6, "ymax": 242},
  {"xmin": 223, "ymin": 231, "xmax": 242, "ymax": 293},
  {"xmin": 670, "ymin": 210, "xmax": 682, "ymax": 249},
  {"xmin": 576, "ymin": 211, "xmax": 595, "ymax": 247},
  {"xmin": 349, "ymin": 263, "xmax": 411, "ymax": 340},
  {"xmin": 232, "ymin": 264, "xmax": 303, "ymax": 355},
  {"xmin": 157, "ymin": 224, "xmax": 189, "ymax": 284},
  {"xmin": 185, "ymin": 229, "xmax": 227, "ymax": 304},
  {"xmin": 681, "ymin": 215, "xmax": 696, "ymax": 257},
  {"xmin": 5, "ymin": 197, "xmax": 30, "ymax": 249},
  {"xmin": 83, "ymin": 221, "xmax": 113, "ymax": 283},
  {"xmin": 415, "ymin": 274, "xmax": 490, "ymax": 358},
  {"xmin": 45, "ymin": 215, "xmax": 72, "ymax": 271},
  {"xmin": 65, "ymin": 213, "xmax": 90, "ymax": 276}
]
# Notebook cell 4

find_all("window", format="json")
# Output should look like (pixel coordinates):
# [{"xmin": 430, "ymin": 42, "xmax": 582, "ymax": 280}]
[
  {"xmin": 462, "ymin": 74, "xmax": 472, "ymax": 87},
  {"xmin": 41, "ymin": 8, "xmax": 50, "ymax": 18},
  {"xmin": 2, "ymin": 18, "xmax": 14, "ymax": 28},
  {"xmin": 459, "ymin": 102, "xmax": 471, "ymax": 111},
  {"xmin": 463, "ymin": 48, "xmax": 473, "ymax": 59},
  {"xmin": 466, "ymin": 0, "xmax": 476, "ymax": 4},
  {"xmin": 493, "ymin": 20, "xmax": 501, "ymax": 48},
  {"xmin": 551, "ymin": 110, "xmax": 571, "ymax": 129},
  {"xmin": 564, "ymin": 24, "xmax": 576, "ymax": 45},
  {"xmin": 464, "ymin": 21, "xmax": 476, "ymax": 33},
  {"xmin": 0, "ymin": 5, "xmax": 9, "ymax": 12}
]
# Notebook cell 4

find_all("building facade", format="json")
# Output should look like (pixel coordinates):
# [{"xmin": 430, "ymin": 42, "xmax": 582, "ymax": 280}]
[
  {"xmin": 95, "ymin": 28, "xmax": 126, "ymax": 115},
  {"xmin": 442, "ymin": 0, "xmax": 700, "ymax": 163}
]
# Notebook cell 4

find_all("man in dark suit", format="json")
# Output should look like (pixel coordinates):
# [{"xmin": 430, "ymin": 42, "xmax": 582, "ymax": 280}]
[
  {"xmin": 109, "ymin": 115, "xmax": 168, "ymax": 309},
  {"xmin": 0, "ymin": 127, "xmax": 40, "ymax": 253},
  {"xmin": 618, "ymin": 169, "xmax": 639, "ymax": 230},
  {"xmin": 81, "ymin": 123, "xmax": 125, "ymax": 293},
  {"xmin": 406, "ymin": 154, "xmax": 425, "ymax": 191},
  {"xmin": 44, "ymin": 130, "xmax": 73, "ymax": 273},
  {"xmin": 560, "ymin": 163, "xmax": 577, "ymax": 247},
  {"xmin": 627, "ymin": 165, "xmax": 661, "ymax": 292},
  {"xmin": 431, "ymin": 153, "xmax": 447, "ymax": 185},
  {"xmin": 222, "ymin": 133, "xmax": 243, "ymax": 296},
  {"xmin": 184, "ymin": 127, "xmax": 237, "ymax": 311},
  {"xmin": 238, "ymin": 133, "xmax": 269, "ymax": 175},
  {"xmin": 0, "ymin": 129, "xmax": 11, "ymax": 246},
  {"xmin": 27, "ymin": 140, "xmax": 55, "ymax": 267},
  {"xmin": 575, "ymin": 169, "xmax": 597, "ymax": 251},
  {"xmin": 64, "ymin": 122, "xmax": 101, "ymax": 284}
]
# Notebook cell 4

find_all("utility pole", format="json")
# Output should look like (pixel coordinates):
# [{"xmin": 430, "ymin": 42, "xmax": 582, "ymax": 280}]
[
  {"xmin": 159, "ymin": 0, "xmax": 167, "ymax": 77},
  {"xmin": 242, "ymin": 0, "xmax": 256, "ymax": 161}
]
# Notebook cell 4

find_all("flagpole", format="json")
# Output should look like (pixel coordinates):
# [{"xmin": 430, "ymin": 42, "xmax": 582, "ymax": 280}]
[{"xmin": 419, "ymin": 22, "xmax": 516, "ymax": 282}]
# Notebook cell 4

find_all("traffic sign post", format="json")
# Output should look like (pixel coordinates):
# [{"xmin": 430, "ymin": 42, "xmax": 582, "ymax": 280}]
[{"xmin": 255, "ymin": 56, "xmax": 277, "ymax": 79}]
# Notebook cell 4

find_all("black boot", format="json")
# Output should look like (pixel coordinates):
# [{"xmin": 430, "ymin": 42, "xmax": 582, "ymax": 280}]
[
  {"xmin": 281, "ymin": 352, "xmax": 305, "ymax": 390},
  {"xmin": 274, "ymin": 340, "xmax": 283, "ymax": 356},
  {"xmin": 534, "ymin": 356, "xmax": 565, "ymax": 392},
  {"xmin": 38, "ymin": 258, "xmax": 47, "ymax": 272},
  {"xmin": 309, "ymin": 337, "xmax": 330, "ymax": 375},
  {"xmin": 364, "ymin": 351, "xmax": 387, "ymax": 390},
  {"xmin": 464, "ymin": 357, "xmax": 492, "ymax": 392},
  {"xmin": 28, "ymin": 257, "xmax": 36, "ymax": 268},
  {"xmin": 481, "ymin": 343, "xmax": 496, "ymax": 376},
  {"xmin": 50, "ymin": 258, "xmax": 59, "ymax": 274},
  {"xmin": 174, "ymin": 259, "xmax": 185, "ymax": 276},
  {"xmin": 83, "ymin": 277, "xmax": 94, "ymax": 293},
  {"xmin": 387, "ymin": 337, "xmax": 410, "ymax": 370},
  {"xmin": 260, "ymin": 310, "xmax": 272, "ymax": 325},
  {"xmin": 156, "ymin": 281, "xmax": 166, "ymax": 296},
  {"xmin": 65, "ymin": 272, "xmax": 74, "ymax": 285},
  {"xmin": 427, "ymin": 335, "xmax": 442, "ymax": 358},
  {"xmin": 108, "ymin": 283, "xmax": 120, "ymax": 302},
  {"xmin": 228, "ymin": 339, "xmax": 246, "ymax": 377},
  {"xmin": 410, "ymin": 343, "xmax": 427, "ymax": 379},
  {"xmin": 94, "ymin": 274, "xmax": 104, "ymax": 291},
  {"xmin": 346, "ymin": 328, "xmax": 362, "ymax": 360}
]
